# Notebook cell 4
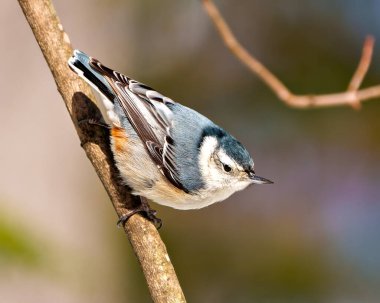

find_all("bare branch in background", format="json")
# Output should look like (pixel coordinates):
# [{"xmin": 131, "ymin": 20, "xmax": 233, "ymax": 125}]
[
  {"xmin": 202, "ymin": 0, "xmax": 380, "ymax": 109},
  {"xmin": 348, "ymin": 36, "xmax": 375, "ymax": 109},
  {"xmin": 17, "ymin": 0, "xmax": 186, "ymax": 302}
]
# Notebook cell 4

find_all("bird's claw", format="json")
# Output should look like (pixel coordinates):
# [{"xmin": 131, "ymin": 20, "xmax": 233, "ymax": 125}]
[
  {"xmin": 144, "ymin": 209, "xmax": 162, "ymax": 229},
  {"xmin": 117, "ymin": 202, "xmax": 162, "ymax": 229},
  {"xmin": 78, "ymin": 118, "xmax": 110, "ymax": 129}
]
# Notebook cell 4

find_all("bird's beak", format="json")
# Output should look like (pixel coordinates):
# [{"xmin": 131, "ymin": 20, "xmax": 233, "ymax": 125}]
[{"xmin": 248, "ymin": 172, "xmax": 273, "ymax": 184}]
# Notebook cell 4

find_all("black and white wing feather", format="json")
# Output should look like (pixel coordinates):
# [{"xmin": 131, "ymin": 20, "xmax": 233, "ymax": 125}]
[{"xmin": 89, "ymin": 58, "xmax": 187, "ymax": 192}]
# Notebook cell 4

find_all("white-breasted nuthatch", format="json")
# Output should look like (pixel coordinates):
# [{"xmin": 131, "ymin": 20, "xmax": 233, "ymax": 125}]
[{"xmin": 68, "ymin": 50, "xmax": 272, "ymax": 224}]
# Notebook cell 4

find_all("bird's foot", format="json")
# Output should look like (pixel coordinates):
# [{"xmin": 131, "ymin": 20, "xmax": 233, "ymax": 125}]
[
  {"xmin": 78, "ymin": 118, "xmax": 110, "ymax": 129},
  {"xmin": 117, "ymin": 197, "xmax": 162, "ymax": 229}
]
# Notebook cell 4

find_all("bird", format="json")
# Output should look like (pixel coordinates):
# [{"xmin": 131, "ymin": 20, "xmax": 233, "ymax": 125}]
[{"xmin": 68, "ymin": 50, "xmax": 272, "ymax": 226}]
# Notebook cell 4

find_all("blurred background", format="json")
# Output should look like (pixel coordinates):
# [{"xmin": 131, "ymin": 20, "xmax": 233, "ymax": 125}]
[{"xmin": 1, "ymin": 0, "xmax": 380, "ymax": 302}]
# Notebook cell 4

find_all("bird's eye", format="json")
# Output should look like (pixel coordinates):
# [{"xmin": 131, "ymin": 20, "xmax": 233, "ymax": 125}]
[{"xmin": 223, "ymin": 164, "xmax": 232, "ymax": 172}]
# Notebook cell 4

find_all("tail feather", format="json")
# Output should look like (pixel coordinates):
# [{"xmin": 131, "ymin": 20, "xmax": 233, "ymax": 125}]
[{"xmin": 68, "ymin": 50, "xmax": 115, "ymax": 101}]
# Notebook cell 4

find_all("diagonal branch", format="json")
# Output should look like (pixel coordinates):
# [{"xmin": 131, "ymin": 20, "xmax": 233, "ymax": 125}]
[
  {"xmin": 202, "ymin": 0, "xmax": 380, "ymax": 109},
  {"xmin": 17, "ymin": 0, "xmax": 186, "ymax": 302}
]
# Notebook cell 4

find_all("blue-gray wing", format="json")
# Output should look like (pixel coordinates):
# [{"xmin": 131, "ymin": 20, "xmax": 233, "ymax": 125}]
[{"xmin": 89, "ymin": 58, "xmax": 187, "ymax": 192}]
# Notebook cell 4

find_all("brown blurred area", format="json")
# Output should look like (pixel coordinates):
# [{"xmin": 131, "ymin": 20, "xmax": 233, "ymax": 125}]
[{"xmin": 1, "ymin": 1, "xmax": 380, "ymax": 302}]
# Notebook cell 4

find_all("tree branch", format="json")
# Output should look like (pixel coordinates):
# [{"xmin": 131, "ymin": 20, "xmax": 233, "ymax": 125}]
[
  {"xmin": 17, "ymin": 0, "xmax": 186, "ymax": 302},
  {"xmin": 347, "ymin": 36, "xmax": 375, "ymax": 109},
  {"xmin": 202, "ymin": 0, "xmax": 380, "ymax": 109}
]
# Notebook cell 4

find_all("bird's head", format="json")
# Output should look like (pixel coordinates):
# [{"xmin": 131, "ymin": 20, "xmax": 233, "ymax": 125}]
[{"xmin": 198, "ymin": 129, "xmax": 272, "ymax": 196}]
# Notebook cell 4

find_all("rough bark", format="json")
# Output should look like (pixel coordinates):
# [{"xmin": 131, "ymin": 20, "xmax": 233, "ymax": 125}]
[{"xmin": 17, "ymin": 0, "xmax": 186, "ymax": 302}]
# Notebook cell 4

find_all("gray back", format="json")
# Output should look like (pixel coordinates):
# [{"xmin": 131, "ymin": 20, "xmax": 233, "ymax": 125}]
[{"xmin": 169, "ymin": 103, "xmax": 215, "ymax": 191}]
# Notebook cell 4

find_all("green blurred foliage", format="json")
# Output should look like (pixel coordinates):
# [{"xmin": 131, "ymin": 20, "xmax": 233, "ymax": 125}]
[{"xmin": 0, "ymin": 211, "xmax": 41, "ymax": 266}]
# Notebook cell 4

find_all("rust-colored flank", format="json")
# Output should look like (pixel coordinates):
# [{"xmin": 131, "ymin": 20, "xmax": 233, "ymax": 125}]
[{"xmin": 111, "ymin": 126, "xmax": 127, "ymax": 152}]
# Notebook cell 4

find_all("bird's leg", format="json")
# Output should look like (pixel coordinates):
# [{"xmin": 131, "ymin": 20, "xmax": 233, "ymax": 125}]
[
  {"xmin": 78, "ymin": 118, "xmax": 110, "ymax": 129},
  {"xmin": 117, "ymin": 197, "xmax": 162, "ymax": 229},
  {"xmin": 140, "ymin": 197, "xmax": 163, "ymax": 229}
]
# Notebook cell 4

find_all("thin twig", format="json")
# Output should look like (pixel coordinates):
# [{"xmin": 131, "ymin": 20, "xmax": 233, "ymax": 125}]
[
  {"xmin": 349, "ymin": 36, "xmax": 375, "ymax": 91},
  {"xmin": 347, "ymin": 36, "xmax": 375, "ymax": 109},
  {"xmin": 17, "ymin": 0, "xmax": 186, "ymax": 302},
  {"xmin": 202, "ymin": 0, "xmax": 380, "ymax": 109}
]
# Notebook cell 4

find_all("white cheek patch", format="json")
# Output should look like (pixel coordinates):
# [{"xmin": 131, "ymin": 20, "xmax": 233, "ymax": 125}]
[
  {"xmin": 198, "ymin": 137, "xmax": 238, "ymax": 191},
  {"xmin": 198, "ymin": 136, "xmax": 218, "ymax": 185},
  {"xmin": 199, "ymin": 136, "xmax": 218, "ymax": 171},
  {"xmin": 218, "ymin": 149, "xmax": 237, "ymax": 169}
]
